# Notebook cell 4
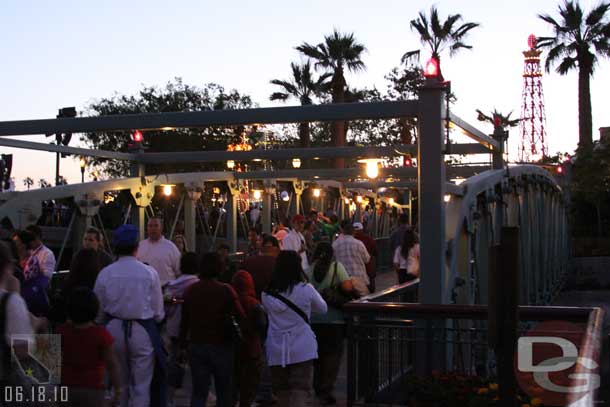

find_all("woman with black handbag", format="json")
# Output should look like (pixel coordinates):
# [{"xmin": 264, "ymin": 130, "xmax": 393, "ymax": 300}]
[
  {"xmin": 179, "ymin": 252, "xmax": 245, "ymax": 407},
  {"xmin": 307, "ymin": 242, "xmax": 354, "ymax": 405},
  {"xmin": 262, "ymin": 250, "xmax": 327, "ymax": 407}
]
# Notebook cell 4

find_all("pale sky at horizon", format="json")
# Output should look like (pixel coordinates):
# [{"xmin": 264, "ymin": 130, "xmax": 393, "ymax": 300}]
[{"xmin": 1, "ymin": 0, "xmax": 609, "ymax": 188}]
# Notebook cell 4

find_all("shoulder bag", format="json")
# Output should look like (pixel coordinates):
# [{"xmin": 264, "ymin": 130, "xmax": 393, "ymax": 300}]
[
  {"xmin": 266, "ymin": 291, "xmax": 309, "ymax": 325},
  {"xmin": 321, "ymin": 262, "xmax": 354, "ymax": 309}
]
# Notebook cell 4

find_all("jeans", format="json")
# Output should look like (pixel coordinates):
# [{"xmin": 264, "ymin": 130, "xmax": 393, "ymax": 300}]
[
  {"xmin": 270, "ymin": 360, "xmax": 314, "ymax": 407},
  {"xmin": 189, "ymin": 343, "xmax": 235, "ymax": 407}
]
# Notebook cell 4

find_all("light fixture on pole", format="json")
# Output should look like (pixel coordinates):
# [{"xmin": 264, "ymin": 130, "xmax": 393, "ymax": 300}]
[
  {"xmin": 292, "ymin": 158, "xmax": 301, "ymax": 169},
  {"xmin": 357, "ymin": 158, "xmax": 384, "ymax": 179},
  {"xmin": 252, "ymin": 189, "xmax": 262, "ymax": 201},
  {"xmin": 162, "ymin": 184, "xmax": 175, "ymax": 197},
  {"xmin": 313, "ymin": 188, "xmax": 321, "ymax": 198},
  {"xmin": 79, "ymin": 157, "xmax": 86, "ymax": 183}
]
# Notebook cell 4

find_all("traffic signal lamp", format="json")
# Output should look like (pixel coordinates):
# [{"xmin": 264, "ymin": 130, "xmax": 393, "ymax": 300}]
[
  {"xmin": 424, "ymin": 57, "xmax": 440, "ymax": 78},
  {"xmin": 403, "ymin": 155, "xmax": 413, "ymax": 167},
  {"xmin": 128, "ymin": 130, "xmax": 145, "ymax": 152},
  {"xmin": 133, "ymin": 130, "xmax": 143, "ymax": 143}
]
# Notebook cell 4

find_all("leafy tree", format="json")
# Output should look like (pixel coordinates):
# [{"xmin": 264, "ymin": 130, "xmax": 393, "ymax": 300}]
[
  {"xmin": 38, "ymin": 179, "xmax": 51, "ymax": 188},
  {"xmin": 23, "ymin": 177, "xmax": 34, "ymax": 190},
  {"xmin": 403, "ymin": 6, "xmax": 480, "ymax": 79},
  {"xmin": 385, "ymin": 64, "xmax": 425, "ymax": 144},
  {"xmin": 83, "ymin": 79, "xmax": 255, "ymax": 177},
  {"xmin": 537, "ymin": 1, "xmax": 610, "ymax": 147},
  {"xmin": 57, "ymin": 176, "xmax": 68, "ymax": 185},
  {"xmin": 296, "ymin": 30, "xmax": 367, "ymax": 167},
  {"xmin": 270, "ymin": 61, "xmax": 331, "ymax": 149},
  {"xmin": 571, "ymin": 142, "xmax": 610, "ymax": 236}
]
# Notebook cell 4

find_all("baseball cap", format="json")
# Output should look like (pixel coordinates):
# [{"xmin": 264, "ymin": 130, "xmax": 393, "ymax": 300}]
[
  {"xmin": 113, "ymin": 224, "xmax": 139, "ymax": 246},
  {"xmin": 353, "ymin": 222, "xmax": 364, "ymax": 231}
]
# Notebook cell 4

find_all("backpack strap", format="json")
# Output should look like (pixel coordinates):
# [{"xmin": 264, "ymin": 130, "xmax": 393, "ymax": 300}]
[{"xmin": 266, "ymin": 291, "xmax": 309, "ymax": 325}]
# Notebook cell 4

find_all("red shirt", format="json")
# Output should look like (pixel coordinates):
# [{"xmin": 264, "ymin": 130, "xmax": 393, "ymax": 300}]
[
  {"xmin": 57, "ymin": 323, "xmax": 113, "ymax": 389},
  {"xmin": 240, "ymin": 255, "xmax": 276, "ymax": 299},
  {"xmin": 180, "ymin": 279, "xmax": 245, "ymax": 346}
]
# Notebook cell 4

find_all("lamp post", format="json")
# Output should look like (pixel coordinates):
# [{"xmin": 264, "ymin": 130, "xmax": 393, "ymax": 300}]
[{"xmin": 79, "ymin": 157, "xmax": 86, "ymax": 183}]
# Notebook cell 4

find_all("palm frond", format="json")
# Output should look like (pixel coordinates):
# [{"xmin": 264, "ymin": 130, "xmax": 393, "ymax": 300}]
[
  {"xmin": 586, "ymin": 3, "xmax": 610, "ymax": 26},
  {"xmin": 556, "ymin": 56, "xmax": 577, "ymax": 74},
  {"xmin": 269, "ymin": 92, "xmax": 289, "ymax": 101}
]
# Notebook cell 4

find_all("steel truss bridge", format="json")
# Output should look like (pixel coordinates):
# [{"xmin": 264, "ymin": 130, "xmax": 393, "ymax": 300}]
[{"xmin": 0, "ymin": 76, "xmax": 569, "ymax": 307}]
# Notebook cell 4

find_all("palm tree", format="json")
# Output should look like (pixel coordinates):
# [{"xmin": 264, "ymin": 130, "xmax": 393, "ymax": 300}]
[
  {"xmin": 23, "ymin": 177, "xmax": 34, "ymax": 190},
  {"xmin": 402, "ymin": 6, "xmax": 480, "ymax": 79},
  {"xmin": 296, "ymin": 30, "xmax": 366, "ymax": 168},
  {"xmin": 270, "ymin": 61, "xmax": 331, "ymax": 149},
  {"xmin": 537, "ymin": 1, "xmax": 610, "ymax": 148}
]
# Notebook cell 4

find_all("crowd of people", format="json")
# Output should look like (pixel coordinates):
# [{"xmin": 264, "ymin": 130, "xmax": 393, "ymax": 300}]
[{"xmin": 0, "ymin": 210, "xmax": 420, "ymax": 407}]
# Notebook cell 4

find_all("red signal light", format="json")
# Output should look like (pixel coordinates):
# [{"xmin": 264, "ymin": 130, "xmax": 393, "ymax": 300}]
[
  {"xmin": 133, "ymin": 130, "xmax": 143, "ymax": 143},
  {"xmin": 404, "ymin": 156, "xmax": 413, "ymax": 167},
  {"xmin": 556, "ymin": 166, "xmax": 563, "ymax": 174},
  {"xmin": 424, "ymin": 57, "xmax": 440, "ymax": 78}
]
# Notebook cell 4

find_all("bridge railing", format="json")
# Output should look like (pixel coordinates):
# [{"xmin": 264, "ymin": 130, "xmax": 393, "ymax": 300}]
[{"xmin": 344, "ymin": 288, "xmax": 603, "ymax": 406}]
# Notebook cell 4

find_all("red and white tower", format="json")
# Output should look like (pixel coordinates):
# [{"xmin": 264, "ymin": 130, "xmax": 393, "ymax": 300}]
[{"xmin": 519, "ymin": 34, "xmax": 548, "ymax": 162}]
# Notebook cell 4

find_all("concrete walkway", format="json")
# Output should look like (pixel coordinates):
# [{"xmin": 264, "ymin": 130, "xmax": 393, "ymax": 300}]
[{"xmin": 174, "ymin": 271, "xmax": 400, "ymax": 407}]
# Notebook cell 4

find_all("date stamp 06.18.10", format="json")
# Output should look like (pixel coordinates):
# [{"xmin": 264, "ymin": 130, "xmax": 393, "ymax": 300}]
[{"xmin": 2, "ymin": 335, "xmax": 69, "ymax": 406}]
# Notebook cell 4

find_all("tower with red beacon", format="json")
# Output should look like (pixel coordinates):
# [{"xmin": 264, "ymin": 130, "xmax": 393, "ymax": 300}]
[{"xmin": 519, "ymin": 35, "xmax": 548, "ymax": 162}]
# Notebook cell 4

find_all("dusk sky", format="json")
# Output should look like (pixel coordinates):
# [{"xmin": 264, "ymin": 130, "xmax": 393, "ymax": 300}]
[{"xmin": 1, "ymin": 0, "xmax": 608, "ymax": 188}]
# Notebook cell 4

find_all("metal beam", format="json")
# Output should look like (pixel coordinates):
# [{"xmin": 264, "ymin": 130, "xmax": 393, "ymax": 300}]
[
  {"xmin": 0, "ymin": 136, "xmax": 491, "ymax": 162},
  {"xmin": 0, "ymin": 137, "xmax": 137, "ymax": 161},
  {"xmin": 0, "ymin": 101, "xmax": 419, "ymax": 136},
  {"xmin": 449, "ymin": 113, "xmax": 500, "ymax": 151},
  {"xmin": 139, "ymin": 145, "xmax": 412, "ymax": 164}
]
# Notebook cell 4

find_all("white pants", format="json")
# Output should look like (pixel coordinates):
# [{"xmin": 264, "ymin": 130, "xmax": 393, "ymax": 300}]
[{"xmin": 107, "ymin": 319, "xmax": 155, "ymax": 407}]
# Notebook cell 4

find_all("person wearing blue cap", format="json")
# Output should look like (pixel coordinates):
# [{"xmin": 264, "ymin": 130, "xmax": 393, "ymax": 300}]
[{"xmin": 94, "ymin": 224, "xmax": 166, "ymax": 407}]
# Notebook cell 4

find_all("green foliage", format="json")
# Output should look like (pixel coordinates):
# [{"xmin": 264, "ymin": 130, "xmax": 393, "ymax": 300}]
[
  {"xmin": 38, "ymin": 179, "xmax": 51, "ymax": 188},
  {"xmin": 23, "ymin": 177, "xmax": 34, "ymax": 190},
  {"xmin": 402, "ymin": 6, "xmax": 480, "ymax": 72},
  {"xmin": 83, "ymin": 79, "xmax": 255, "ymax": 177},
  {"xmin": 537, "ymin": 1, "xmax": 610, "ymax": 146}
]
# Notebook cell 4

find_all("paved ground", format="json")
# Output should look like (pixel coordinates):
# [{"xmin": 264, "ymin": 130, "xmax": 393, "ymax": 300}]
[
  {"xmin": 175, "ymin": 278, "xmax": 610, "ymax": 406},
  {"xmin": 174, "ymin": 271, "xmax": 399, "ymax": 407}
]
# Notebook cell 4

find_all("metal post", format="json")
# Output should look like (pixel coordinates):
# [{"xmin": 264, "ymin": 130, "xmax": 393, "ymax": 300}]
[
  {"xmin": 492, "ymin": 127, "xmax": 506, "ymax": 170},
  {"xmin": 184, "ymin": 196, "xmax": 197, "ymax": 253},
  {"xmin": 262, "ymin": 191, "xmax": 272, "ymax": 234},
  {"xmin": 228, "ymin": 194, "xmax": 238, "ymax": 252},
  {"xmin": 417, "ymin": 77, "xmax": 447, "ymax": 304}
]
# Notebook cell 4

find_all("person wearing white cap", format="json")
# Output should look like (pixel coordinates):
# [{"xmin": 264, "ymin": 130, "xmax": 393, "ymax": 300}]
[{"xmin": 94, "ymin": 224, "xmax": 166, "ymax": 407}]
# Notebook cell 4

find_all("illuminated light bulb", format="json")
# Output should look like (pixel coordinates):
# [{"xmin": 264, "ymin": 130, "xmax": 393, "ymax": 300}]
[
  {"xmin": 313, "ymin": 188, "xmax": 321, "ymax": 198},
  {"xmin": 133, "ymin": 130, "xmax": 143, "ymax": 142},
  {"xmin": 292, "ymin": 158, "xmax": 301, "ymax": 169},
  {"xmin": 424, "ymin": 57, "xmax": 439, "ymax": 78},
  {"xmin": 356, "ymin": 196, "xmax": 363, "ymax": 203},
  {"xmin": 163, "ymin": 185, "xmax": 173, "ymax": 196},
  {"xmin": 444, "ymin": 194, "xmax": 451, "ymax": 203},
  {"xmin": 253, "ymin": 190, "xmax": 262, "ymax": 200},
  {"xmin": 357, "ymin": 158, "xmax": 383, "ymax": 179},
  {"xmin": 227, "ymin": 160, "xmax": 235, "ymax": 169}
]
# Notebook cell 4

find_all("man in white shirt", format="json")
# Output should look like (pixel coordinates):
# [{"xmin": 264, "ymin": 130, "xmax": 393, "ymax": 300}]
[
  {"xmin": 137, "ymin": 217, "xmax": 181, "ymax": 285},
  {"xmin": 94, "ymin": 224, "xmax": 165, "ymax": 407},
  {"xmin": 332, "ymin": 220, "xmax": 371, "ymax": 296},
  {"xmin": 25, "ymin": 224, "xmax": 56, "ymax": 279},
  {"xmin": 281, "ymin": 214, "xmax": 309, "ymax": 271}
]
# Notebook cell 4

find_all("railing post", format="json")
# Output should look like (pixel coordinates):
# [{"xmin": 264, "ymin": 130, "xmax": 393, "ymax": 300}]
[{"xmin": 346, "ymin": 314, "xmax": 356, "ymax": 407}]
